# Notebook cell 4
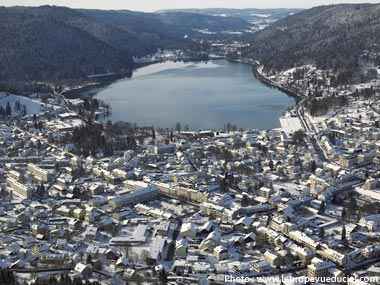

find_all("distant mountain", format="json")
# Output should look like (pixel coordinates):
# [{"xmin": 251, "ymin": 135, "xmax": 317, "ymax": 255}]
[
  {"xmin": 157, "ymin": 11, "xmax": 251, "ymax": 31},
  {"xmin": 0, "ymin": 6, "xmax": 252, "ymax": 84},
  {"xmin": 243, "ymin": 4, "xmax": 380, "ymax": 74},
  {"xmin": 81, "ymin": 9, "xmax": 251, "ymax": 42},
  {"xmin": 157, "ymin": 8, "xmax": 303, "ymax": 31}
]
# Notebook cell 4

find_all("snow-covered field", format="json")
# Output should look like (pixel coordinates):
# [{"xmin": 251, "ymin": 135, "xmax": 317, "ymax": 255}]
[
  {"xmin": 132, "ymin": 61, "xmax": 221, "ymax": 78},
  {"xmin": 0, "ymin": 93, "xmax": 44, "ymax": 115},
  {"xmin": 250, "ymin": 13, "xmax": 272, "ymax": 18},
  {"xmin": 279, "ymin": 115, "xmax": 303, "ymax": 134}
]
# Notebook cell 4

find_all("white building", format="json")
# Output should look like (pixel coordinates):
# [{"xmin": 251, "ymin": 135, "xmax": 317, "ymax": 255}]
[
  {"xmin": 359, "ymin": 215, "xmax": 380, "ymax": 232},
  {"xmin": 6, "ymin": 177, "xmax": 33, "ymax": 199}
]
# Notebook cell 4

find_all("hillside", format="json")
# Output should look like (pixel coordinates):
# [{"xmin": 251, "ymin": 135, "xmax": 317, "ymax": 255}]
[
  {"xmin": 15, "ymin": 6, "xmax": 156, "ymax": 56},
  {"xmin": 0, "ymin": 6, "xmax": 251, "ymax": 85},
  {"xmin": 243, "ymin": 4, "xmax": 380, "ymax": 74},
  {"xmin": 0, "ymin": 7, "xmax": 133, "ymax": 83}
]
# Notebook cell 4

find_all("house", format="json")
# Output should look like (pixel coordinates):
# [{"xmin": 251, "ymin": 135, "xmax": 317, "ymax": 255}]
[
  {"xmin": 88, "ymin": 184, "xmax": 104, "ymax": 195},
  {"xmin": 32, "ymin": 242, "xmax": 48, "ymax": 259},
  {"xmin": 115, "ymin": 257, "xmax": 130, "ymax": 269},
  {"xmin": 200, "ymin": 231, "xmax": 221, "ymax": 252},
  {"xmin": 244, "ymin": 232, "xmax": 256, "ymax": 243},
  {"xmin": 31, "ymin": 224, "xmax": 47, "ymax": 236},
  {"xmin": 251, "ymin": 260, "xmax": 271, "ymax": 273},
  {"xmin": 105, "ymin": 248, "xmax": 120, "ymax": 260},
  {"xmin": 258, "ymin": 187, "xmax": 274, "ymax": 199},
  {"xmin": 10, "ymin": 259, "xmax": 26, "ymax": 270},
  {"xmin": 86, "ymin": 244, "xmax": 100, "ymax": 256},
  {"xmin": 199, "ymin": 221, "xmax": 214, "ymax": 235},
  {"xmin": 8, "ymin": 243, "xmax": 22, "ymax": 256},
  {"xmin": 68, "ymin": 218, "xmax": 80, "ymax": 230},
  {"xmin": 179, "ymin": 222, "xmax": 197, "ymax": 238},
  {"xmin": 263, "ymin": 251, "xmax": 280, "ymax": 267},
  {"xmin": 359, "ymin": 215, "xmax": 380, "ymax": 232},
  {"xmin": 150, "ymin": 236, "xmax": 167, "ymax": 261},
  {"xmin": 175, "ymin": 239, "xmax": 188, "ymax": 257},
  {"xmin": 41, "ymin": 254, "xmax": 66, "ymax": 266},
  {"xmin": 56, "ymin": 239, "xmax": 67, "ymax": 250},
  {"xmin": 84, "ymin": 226, "xmax": 99, "ymax": 241},
  {"xmin": 23, "ymin": 236, "xmax": 35, "ymax": 248},
  {"xmin": 156, "ymin": 220, "xmax": 170, "ymax": 236},
  {"xmin": 74, "ymin": 263, "xmax": 93, "ymax": 278},
  {"xmin": 193, "ymin": 262, "xmax": 211, "ymax": 274},
  {"xmin": 235, "ymin": 216, "xmax": 254, "ymax": 232},
  {"xmin": 289, "ymin": 243, "xmax": 315, "ymax": 265},
  {"xmin": 307, "ymin": 258, "xmax": 335, "ymax": 278},
  {"xmin": 214, "ymin": 246, "xmax": 229, "ymax": 261},
  {"xmin": 214, "ymin": 264, "xmax": 230, "ymax": 274}
]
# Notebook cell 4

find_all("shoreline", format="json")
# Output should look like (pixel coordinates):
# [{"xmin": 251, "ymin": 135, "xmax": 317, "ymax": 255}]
[
  {"xmin": 62, "ymin": 61, "xmax": 169, "ymax": 98},
  {"xmin": 63, "ymin": 58, "xmax": 300, "ymax": 132},
  {"xmin": 61, "ymin": 74, "xmax": 125, "ymax": 99},
  {"xmin": 227, "ymin": 58, "xmax": 306, "ymax": 133},
  {"xmin": 251, "ymin": 65, "xmax": 303, "ymax": 103},
  {"xmin": 228, "ymin": 58, "xmax": 303, "ymax": 103},
  {"xmin": 62, "ymin": 58, "xmax": 211, "ymax": 98}
]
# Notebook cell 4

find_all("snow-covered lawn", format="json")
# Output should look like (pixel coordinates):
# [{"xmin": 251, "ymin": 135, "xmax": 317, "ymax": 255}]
[{"xmin": 0, "ymin": 92, "xmax": 44, "ymax": 115}]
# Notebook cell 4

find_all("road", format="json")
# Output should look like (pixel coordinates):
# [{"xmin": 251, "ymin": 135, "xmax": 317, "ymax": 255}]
[
  {"xmin": 252, "ymin": 62, "xmax": 337, "ymax": 164},
  {"xmin": 253, "ymin": 63, "xmax": 329, "ymax": 161}
]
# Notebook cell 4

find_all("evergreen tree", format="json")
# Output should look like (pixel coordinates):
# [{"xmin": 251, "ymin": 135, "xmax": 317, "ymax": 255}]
[
  {"xmin": 158, "ymin": 270, "xmax": 167, "ymax": 284},
  {"xmin": 310, "ymin": 160, "xmax": 317, "ymax": 173},
  {"xmin": 152, "ymin": 126, "xmax": 156, "ymax": 140},
  {"xmin": 318, "ymin": 201, "xmax": 325, "ymax": 214},
  {"xmin": 40, "ymin": 184, "xmax": 45, "ymax": 195},
  {"xmin": 0, "ymin": 268, "xmax": 16, "ymax": 285},
  {"xmin": 341, "ymin": 224, "xmax": 347, "ymax": 242},
  {"xmin": 219, "ymin": 179, "xmax": 228, "ymax": 194},
  {"xmin": 319, "ymin": 227, "xmax": 325, "ymax": 238},
  {"xmin": 241, "ymin": 194, "xmax": 249, "ymax": 207},
  {"xmin": 347, "ymin": 198, "xmax": 357, "ymax": 219},
  {"xmin": 5, "ymin": 102, "xmax": 12, "ymax": 116},
  {"xmin": 268, "ymin": 159, "xmax": 274, "ymax": 170},
  {"xmin": 342, "ymin": 208, "xmax": 347, "ymax": 220},
  {"xmin": 36, "ymin": 139, "xmax": 42, "ymax": 151},
  {"xmin": 86, "ymin": 253, "xmax": 92, "ymax": 264}
]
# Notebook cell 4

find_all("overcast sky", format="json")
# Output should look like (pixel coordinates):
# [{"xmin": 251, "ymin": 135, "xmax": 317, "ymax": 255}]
[{"xmin": 0, "ymin": 0, "xmax": 378, "ymax": 11}]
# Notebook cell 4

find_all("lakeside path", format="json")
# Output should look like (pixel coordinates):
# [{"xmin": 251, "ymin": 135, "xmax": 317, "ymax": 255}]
[{"xmin": 234, "ymin": 58, "xmax": 331, "ymax": 162}]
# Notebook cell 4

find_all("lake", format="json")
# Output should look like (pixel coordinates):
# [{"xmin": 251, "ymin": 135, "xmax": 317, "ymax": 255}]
[{"xmin": 68, "ymin": 59, "xmax": 294, "ymax": 130}]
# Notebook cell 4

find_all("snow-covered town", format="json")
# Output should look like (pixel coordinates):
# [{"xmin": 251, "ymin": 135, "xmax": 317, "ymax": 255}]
[
  {"xmin": 1, "ymin": 56, "xmax": 380, "ymax": 285},
  {"xmin": 1, "ymin": 0, "xmax": 380, "ymax": 284}
]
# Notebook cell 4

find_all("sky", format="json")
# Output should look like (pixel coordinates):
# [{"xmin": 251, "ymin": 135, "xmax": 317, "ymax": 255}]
[{"xmin": 0, "ymin": 0, "xmax": 378, "ymax": 11}]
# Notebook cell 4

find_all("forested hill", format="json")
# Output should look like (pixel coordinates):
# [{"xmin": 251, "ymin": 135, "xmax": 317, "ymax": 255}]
[
  {"xmin": 0, "ymin": 7, "xmax": 133, "ymax": 83},
  {"xmin": 243, "ymin": 4, "xmax": 380, "ymax": 73},
  {"xmin": 0, "ymin": 5, "xmax": 251, "ymax": 85}
]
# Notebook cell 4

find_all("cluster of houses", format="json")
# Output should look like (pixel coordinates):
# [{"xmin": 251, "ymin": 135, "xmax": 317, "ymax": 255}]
[{"xmin": 1, "ymin": 90, "xmax": 380, "ymax": 284}]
